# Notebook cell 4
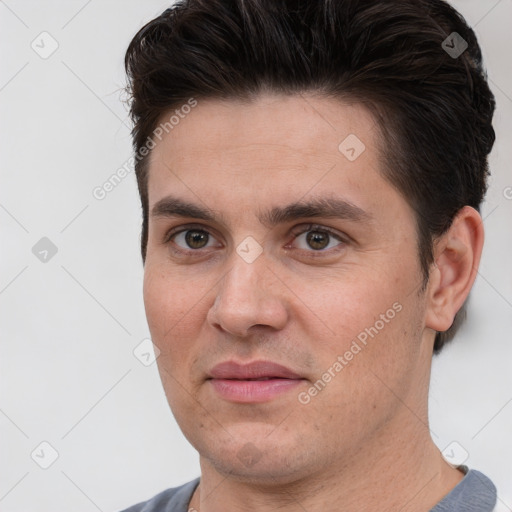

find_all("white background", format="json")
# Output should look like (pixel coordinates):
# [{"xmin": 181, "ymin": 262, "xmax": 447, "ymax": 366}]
[{"xmin": 1, "ymin": 1, "xmax": 511, "ymax": 511}]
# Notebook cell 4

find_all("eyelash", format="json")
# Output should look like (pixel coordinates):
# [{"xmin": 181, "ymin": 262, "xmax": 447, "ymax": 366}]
[{"xmin": 163, "ymin": 223, "xmax": 347, "ymax": 257}]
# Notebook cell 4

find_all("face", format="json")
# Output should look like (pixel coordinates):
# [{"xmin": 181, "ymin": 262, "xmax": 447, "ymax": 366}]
[{"xmin": 143, "ymin": 93, "xmax": 432, "ymax": 484}]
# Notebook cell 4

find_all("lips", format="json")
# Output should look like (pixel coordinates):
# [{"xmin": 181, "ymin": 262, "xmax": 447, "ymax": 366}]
[
  {"xmin": 207, "ymin": 360, "xmax": 305, "ymax": 403},
  {"xmin": 208, "ymin": 360, "xmax": 302, "ymax": 380}
]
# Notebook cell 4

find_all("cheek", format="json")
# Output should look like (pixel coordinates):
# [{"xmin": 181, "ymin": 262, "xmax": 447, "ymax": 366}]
[
  {"xmin": 303, "ymin": 263, "xmax": 424, "ymax": 393},
  {"xmin": 304, "ymin": 270, "xmax": 401, "ymax": 350},
  {"xmin": 143, "ymin": 264, "xmax": 205, "ymax": 358},
  {"xmin": 144, "ymin": 266, "xmax": 208, "ymax": 420},
  {"xmin": 299, "ymin": 298, "xmax": 424, "ymax": 449}
]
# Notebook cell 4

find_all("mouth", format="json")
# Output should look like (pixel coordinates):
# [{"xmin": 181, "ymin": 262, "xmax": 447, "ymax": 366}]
[{"xmin": 207, "ymin": 360, "xmax": 305, "ymax": 403}]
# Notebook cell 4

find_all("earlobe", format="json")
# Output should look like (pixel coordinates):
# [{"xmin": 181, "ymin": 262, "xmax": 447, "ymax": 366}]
[{"xmin": 424, "ymin": 206, "xmax": 484, "ymax": 334}]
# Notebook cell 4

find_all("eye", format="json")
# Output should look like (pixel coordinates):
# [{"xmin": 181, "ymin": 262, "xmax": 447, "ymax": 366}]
[
  {"xmin": 290, "ymin": 225, "xmax": 345, "ymax": 252},
  {"xmin": 165, "ymin": 226, "xmax": 220, "ymax": 252},
  {"xmin": 164, "ymin": 223, "xmax": 346, "ymax": 257}
]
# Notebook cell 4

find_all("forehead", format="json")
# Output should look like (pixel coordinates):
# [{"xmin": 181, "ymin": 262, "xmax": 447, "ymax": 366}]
[
  {"xmin": 151, "ymin": 93, "xmax": 380, "ymax": 161},
  {"xmin": 144, "ymin": 93, "xmax": 405, "ymax": 226}
]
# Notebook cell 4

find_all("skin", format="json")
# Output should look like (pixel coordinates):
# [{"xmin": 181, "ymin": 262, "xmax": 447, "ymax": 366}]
[{"xmin": 143, "ymin": 93, "xmax": 484, "ymax": 511}]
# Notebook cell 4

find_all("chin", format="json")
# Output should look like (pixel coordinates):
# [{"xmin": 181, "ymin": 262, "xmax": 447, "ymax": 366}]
[
  {"xmin": 207, "ymin": 452, "xmax": 313, "ymax": 486},
  {"xmin": 197, "ymin": 429, "xmax": 322, "ymax": 486}
]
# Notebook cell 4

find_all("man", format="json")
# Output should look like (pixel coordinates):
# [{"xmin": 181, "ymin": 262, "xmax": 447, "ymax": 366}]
[{"xmin": 121, "ymin": 0, "xmax": 498, "ymax": 510}]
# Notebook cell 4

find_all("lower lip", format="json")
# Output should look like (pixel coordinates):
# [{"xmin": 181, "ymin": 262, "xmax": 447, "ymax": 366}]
[{"xmin": 209, "ymin": 378, "xmax": 304, "ymax": 403}]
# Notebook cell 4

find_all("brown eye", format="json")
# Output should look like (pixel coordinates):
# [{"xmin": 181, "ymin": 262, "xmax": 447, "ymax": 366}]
[
  {"xmin": 184, "ymin": 230, "xmax": 210, "ymax": 249},
  {"xmin": 168, "ymin": 228, "xmax": 218, "ymax": 251},
  {"xmin": 306, "ymin": 231, "xmax": 330, "ymax": 250},
  {"xmin": 292, "ymin": 226, "xmax": 344, "ymax": 253}
]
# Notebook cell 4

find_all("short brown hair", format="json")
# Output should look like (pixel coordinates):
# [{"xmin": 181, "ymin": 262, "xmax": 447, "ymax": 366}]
[{"xmin": 124, "ymin": 0, "xmax": 495, "ymax": 353}]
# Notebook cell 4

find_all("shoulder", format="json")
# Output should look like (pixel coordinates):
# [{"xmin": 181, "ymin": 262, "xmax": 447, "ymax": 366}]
[
  {"xmin": 430, "ymin": 468, "xmax": 497, "ymax": 512},
  {"xmin": 119, "ymin": 477, "xmax": 200, "ymax": 512}
]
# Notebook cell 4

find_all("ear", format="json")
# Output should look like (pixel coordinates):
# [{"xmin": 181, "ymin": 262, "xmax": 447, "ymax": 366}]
[{"xmin": 424, "ymin": 206, "xmax": 485, "ymax": 334}]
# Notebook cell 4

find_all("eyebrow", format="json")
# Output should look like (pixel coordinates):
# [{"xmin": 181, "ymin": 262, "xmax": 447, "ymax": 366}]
[{"xmin": 150, "ymin": 195, "xmax": 372, "ymax": 228}]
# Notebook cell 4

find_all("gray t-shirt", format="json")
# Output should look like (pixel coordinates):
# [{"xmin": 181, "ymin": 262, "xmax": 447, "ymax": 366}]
[{"xmin": 120, "ymin": 467, "xmax": 497, "ymax": 512}]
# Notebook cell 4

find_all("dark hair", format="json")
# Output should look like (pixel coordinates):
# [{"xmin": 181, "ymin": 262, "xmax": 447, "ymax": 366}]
[{"xmin": 124, "ymin": 0, "xmax": 495, "ymax": 353}]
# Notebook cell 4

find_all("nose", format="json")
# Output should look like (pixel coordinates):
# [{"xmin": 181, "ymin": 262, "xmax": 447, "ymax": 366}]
[{"xmin": 206, "ymin": 252, "xmax": 289, "ymax": 338}]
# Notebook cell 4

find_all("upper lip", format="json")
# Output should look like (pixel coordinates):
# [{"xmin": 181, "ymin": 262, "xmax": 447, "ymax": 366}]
[{"xmin": 208, "ymin": 360, "xmax": 303, "ymax": 380}]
